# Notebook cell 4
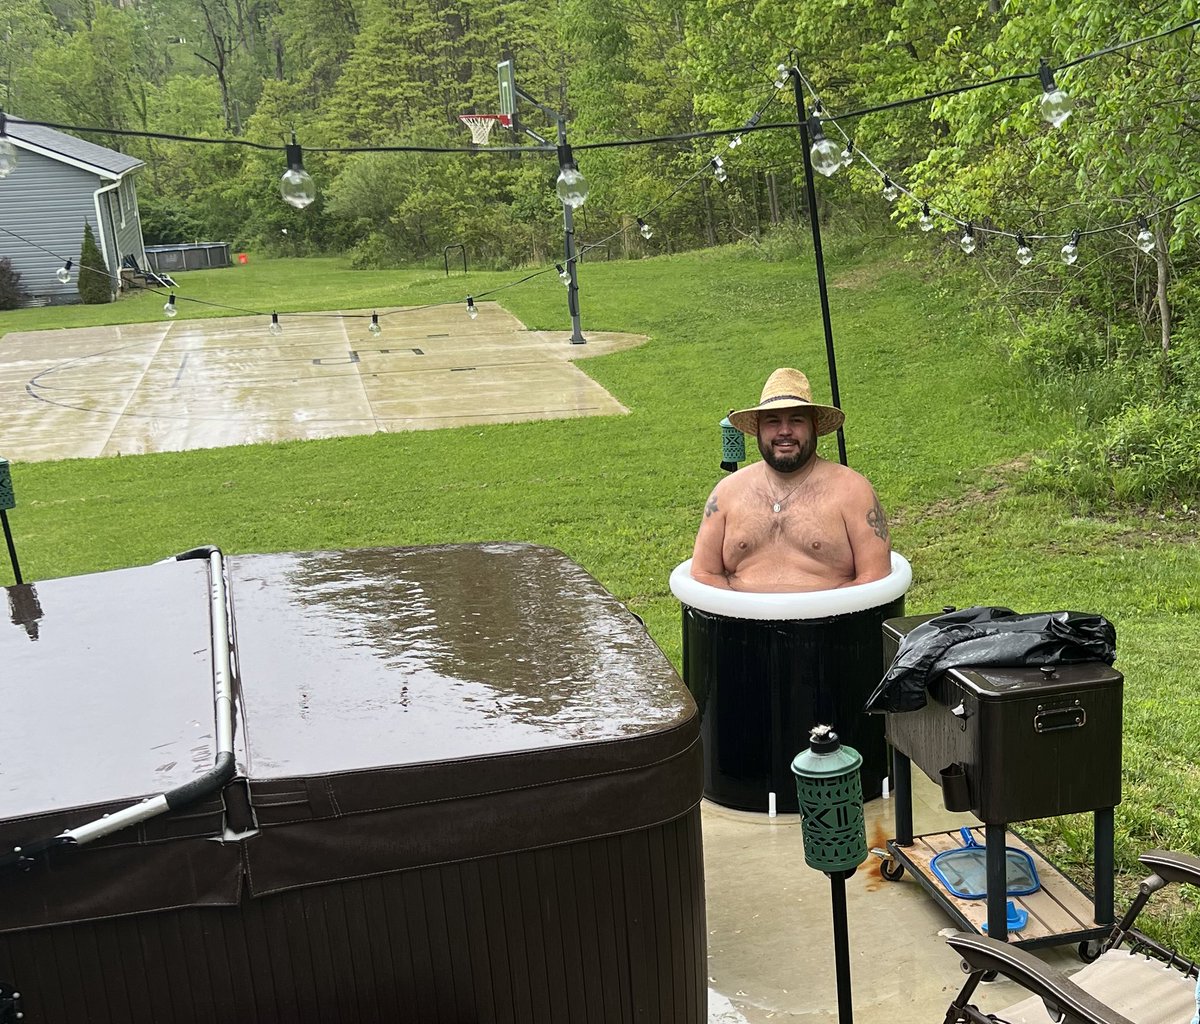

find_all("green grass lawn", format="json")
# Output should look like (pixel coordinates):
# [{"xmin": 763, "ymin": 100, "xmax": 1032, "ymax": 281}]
[{"xmin": 4, "ymin": 240, "xmax": 1199, "ymax": 946}]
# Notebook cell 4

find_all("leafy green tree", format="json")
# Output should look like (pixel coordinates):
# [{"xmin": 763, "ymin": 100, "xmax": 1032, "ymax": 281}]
[{"xmin": 77, "ymin": 222, "xmax": 111, "ymax": 304}]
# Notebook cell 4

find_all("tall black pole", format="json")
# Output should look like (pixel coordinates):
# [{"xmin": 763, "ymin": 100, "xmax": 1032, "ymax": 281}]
[
  {"xmin": 789, "ymin": 70, "xmax": 848, "ymax": 467},
  {"xmin": 1, "ymin": 510, "xmax": 21, "ymax": 586},
  {"xmin": 557, "ymin": 119, "xmax": 586, "ymax": 345},
  {"xmin": 830, "ymin": 871, "xmax": 854, "ymax": 1024}
]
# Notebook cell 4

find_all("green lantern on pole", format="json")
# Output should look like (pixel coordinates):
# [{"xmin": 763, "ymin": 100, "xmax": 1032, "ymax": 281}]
[
  {"xmin": 0, "ymin": 459, "xmax": 13, "ymax": 511},
  {"xmin": 720, "ymin": 411, "xmax": 745, "ymax": 473},
  {"xmin": 791, "ymin": 725, "xmax": 867, "ymax": 874}
]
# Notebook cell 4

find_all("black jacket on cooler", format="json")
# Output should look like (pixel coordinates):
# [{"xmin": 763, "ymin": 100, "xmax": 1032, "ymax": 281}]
[{"xmin": 865, "ymin": 605, "xmax": 1117, "ymax": 714}]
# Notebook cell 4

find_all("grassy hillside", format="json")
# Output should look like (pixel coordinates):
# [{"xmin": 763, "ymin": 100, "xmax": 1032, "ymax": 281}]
[{"xmin": 4, "ymin": 239, "xmax": 1199, "ymax": 945}]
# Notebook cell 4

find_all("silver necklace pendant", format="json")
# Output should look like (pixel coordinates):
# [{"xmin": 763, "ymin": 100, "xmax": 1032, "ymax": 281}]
[{"xmin": 773, "ymin": 502, "xmax": 782, "ymax": 513}]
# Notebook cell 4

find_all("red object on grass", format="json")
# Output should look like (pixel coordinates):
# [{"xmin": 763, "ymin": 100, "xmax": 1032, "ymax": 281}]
[{"xmin": 237, "ymin": 253, "xmax": 248, "ymax": 264}]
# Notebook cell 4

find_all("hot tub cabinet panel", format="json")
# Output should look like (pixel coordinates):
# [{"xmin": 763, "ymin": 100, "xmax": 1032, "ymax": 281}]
[{"xmin": 0, "ymin": 544, "xmax": 705, "ymax": 1024}]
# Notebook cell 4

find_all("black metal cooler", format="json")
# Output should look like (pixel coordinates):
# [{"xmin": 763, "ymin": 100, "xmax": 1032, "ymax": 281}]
[{"xmin": 882, "ymin": 614, "xmax": 1123, "ymax": 945}]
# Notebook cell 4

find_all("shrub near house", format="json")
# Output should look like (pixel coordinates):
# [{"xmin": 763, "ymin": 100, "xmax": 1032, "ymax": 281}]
[
  {"xmin": 77, "ymin": 223, "xmax": 112, "ymax": 304},
  {"xmin": 0, "ymin": 259, "xmax": 27, "ymax": 310}
]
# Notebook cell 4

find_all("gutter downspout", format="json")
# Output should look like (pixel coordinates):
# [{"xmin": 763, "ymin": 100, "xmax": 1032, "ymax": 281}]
[{"xmin": 93, "ymin": 177, "xmax": 120, "ymax": 295}]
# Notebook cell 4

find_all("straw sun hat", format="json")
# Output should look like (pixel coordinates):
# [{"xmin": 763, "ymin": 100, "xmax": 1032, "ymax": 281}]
[{"xmin": 727, "ymin": 368, "xmax": 845, "ymax": 437}]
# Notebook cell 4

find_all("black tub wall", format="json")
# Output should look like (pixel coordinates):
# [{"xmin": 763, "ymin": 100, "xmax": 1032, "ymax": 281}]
[{"xmin": 683, "ymin": 597, "xmax": 904, "ymax": 812}]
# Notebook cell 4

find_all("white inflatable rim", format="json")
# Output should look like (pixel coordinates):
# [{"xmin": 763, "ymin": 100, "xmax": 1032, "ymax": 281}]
[{"xmin": 669, "ymin": 551, "xmax": 912, "ymax": 620}]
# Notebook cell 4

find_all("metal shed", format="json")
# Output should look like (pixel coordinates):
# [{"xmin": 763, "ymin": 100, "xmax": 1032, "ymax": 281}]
[
  {"xmin": 0, "ymin": 117, "xmax": 146, "ymax": 302},
  {"xmin": 0, "ymin": 543, "xmax": 706, "ymax": 1023}
]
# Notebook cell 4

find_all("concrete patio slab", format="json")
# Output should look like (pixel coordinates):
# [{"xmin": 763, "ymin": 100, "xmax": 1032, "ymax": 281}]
[
  {"xmin": 704, "ymin": 772, "xmax": 1082, "ymax": 1022},
  {"xmin": 0, "ymin": 304, "xmax": 646, "ymax": 462}
]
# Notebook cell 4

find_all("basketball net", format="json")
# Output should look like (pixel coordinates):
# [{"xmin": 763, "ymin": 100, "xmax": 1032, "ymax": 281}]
[{"xmin": 459, "ymin": 114, "xmax": 510, "ymax": 145}]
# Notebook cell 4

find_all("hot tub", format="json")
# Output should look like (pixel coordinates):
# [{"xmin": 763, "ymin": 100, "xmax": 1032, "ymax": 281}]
[
  {"xmin": 670, "ymin": 552, "xmax": 912, "ymax": 812},
  {"xmin": 0, "ymin": 544, "xmax": 705, "ymax": 1023}
]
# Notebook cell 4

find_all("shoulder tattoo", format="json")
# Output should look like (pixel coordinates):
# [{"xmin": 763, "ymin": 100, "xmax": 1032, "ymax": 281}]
[
  {"xmin": 705, "ymin": 491, "xmax": 719, "ymax": 518},
  {"xmin": 866, "ymin": 496, "xmax": 889, "ymax": 541}
]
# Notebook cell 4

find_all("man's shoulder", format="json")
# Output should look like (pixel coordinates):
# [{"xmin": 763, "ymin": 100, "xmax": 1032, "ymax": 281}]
[
  {"xmin": 818, "ymin": 458, "xmax": 877, "ymax": 494},
  {"xmin": 710, "ymin": 463, "xmax": 763, "ymax": 494}
]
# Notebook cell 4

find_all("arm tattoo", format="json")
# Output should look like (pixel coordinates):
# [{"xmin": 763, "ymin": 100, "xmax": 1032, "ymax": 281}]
[
  {"xmin": 866, "ymin": 497, "xmax": 889, "ymax": 541},
  {"xmin": 705, "ymin": 492, "xmax": 719, "ymax": 518}
]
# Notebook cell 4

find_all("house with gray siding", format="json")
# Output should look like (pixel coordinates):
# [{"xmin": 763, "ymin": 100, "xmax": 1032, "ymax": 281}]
[{"xmin": 0, "ymin": 117, "xmax": 146, "ymax": 303}]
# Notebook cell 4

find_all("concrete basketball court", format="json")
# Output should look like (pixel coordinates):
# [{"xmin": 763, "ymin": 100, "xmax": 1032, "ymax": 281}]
[{"xmin": 0, "ymin": 303, "xmax": 646, "ymax": 462}]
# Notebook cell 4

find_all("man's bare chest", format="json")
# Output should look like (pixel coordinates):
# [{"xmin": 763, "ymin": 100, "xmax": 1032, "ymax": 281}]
[{"xmin": 722, "ymin": 503, "xmax": 850, "ymax": 565}]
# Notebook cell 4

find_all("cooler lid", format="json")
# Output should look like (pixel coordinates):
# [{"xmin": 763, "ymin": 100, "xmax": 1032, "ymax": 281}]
[{"xmin": 952, "ymin": 661, "xmax": 1123, "ymax": 697}]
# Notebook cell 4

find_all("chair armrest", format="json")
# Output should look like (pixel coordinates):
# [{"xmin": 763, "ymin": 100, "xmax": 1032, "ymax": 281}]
[
  {"xmin": 946, "ymin": 933, "xmax": 1138, "ymax": 1024},
  {"xmin": 1138, "ymin": 850, "xmax": 1200, "ymax": 889}
]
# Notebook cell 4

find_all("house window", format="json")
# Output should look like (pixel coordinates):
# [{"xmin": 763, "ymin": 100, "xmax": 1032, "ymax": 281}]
[{"xmin": 114, "ymin": 182, "xmax": 126, "ymax": 228}]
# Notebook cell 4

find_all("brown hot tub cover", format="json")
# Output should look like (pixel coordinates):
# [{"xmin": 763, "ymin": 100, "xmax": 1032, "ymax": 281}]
[{"xmin": 0, "ymin": 543, "xmax": 705, "ymax": 1023}]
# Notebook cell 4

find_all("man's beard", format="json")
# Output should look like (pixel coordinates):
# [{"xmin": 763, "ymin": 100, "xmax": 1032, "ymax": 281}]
[{"xmin": 757, "ymin": 433, "xmax": 816, "ymax": 474}]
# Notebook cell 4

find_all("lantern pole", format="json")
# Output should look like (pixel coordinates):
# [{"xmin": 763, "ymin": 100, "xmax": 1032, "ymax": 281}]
[
  {"xmin": 1, "ymin": 512, "xmax": 19, "ymax": 586},
  {"xmin": 0, "ymin": 458, "xmax": 20, "ymax": 586},
  {"xmin": 829, "ymin": 869, "xmax": 854, "ymax": 1024}
]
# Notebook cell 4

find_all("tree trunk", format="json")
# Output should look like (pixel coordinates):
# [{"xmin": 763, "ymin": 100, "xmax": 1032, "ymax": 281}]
[
  {"xmin": 1155, "ymin": 228, "xmax": 1171, "ymax": 355},
  {"xmin": 766, "ymin": 171, "xmax": 780, "ymax": 225},
  {"xmin": 700, "ymin": 178, "xmax": 716, "ymax": 247}
]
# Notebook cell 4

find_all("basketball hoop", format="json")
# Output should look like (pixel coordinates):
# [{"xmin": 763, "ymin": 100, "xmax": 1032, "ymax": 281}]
[{"xmin": 459, "ymin": 113, "xmax": 511, "ymax": 145}]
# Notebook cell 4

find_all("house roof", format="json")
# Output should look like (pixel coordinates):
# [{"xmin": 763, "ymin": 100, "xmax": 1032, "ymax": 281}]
[{"xmin": 4, "ymin": 117, "xmax": 144, "ymax": 178}]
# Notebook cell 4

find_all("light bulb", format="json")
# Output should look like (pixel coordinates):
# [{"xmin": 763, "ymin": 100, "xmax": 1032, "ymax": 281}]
[
  {"xmin": 1135, "ymin": 217, "xmax": 1155, "ymax": 254},
  {"xmin": 960, "ymin": 224, "xmax": 977, "ymax": 255},
  {"xmin": 268, "ymin": 312, "xmax": 282, "ymax": 336},
  {"xmin": 919, "ymin": 203, "xmax": 935, "ymax": 232},
  {"xmin": 466, "ymin": 297, "xmax": 478, "ymax": 320},
  {"xmin": 711, "ymin": 156, "xmax": 727, "ymax": 183},
  {"xmin": 281, "ymin": 135, "xmax": 316, "ymax": 209},
  {"xmin": 163, "ymin": 294, "xmax": 178, "ymax": 318},
  {"xmin": 555, "ymin": 165, "xmax": 589, "ymax": 209},
  {"xmin": 557, "ymin": 263, "xmax": 570, "ymax": 285},
  {"xmin": 1038, "ymin": 61, "xmax": 1073, "ymax": 127},
  {"xmin": 774, "ymin": 63, "xmax": 790, "ymax": 89},
  {"xmin": 368, "ymin": 311, "xmax": 381, "ymax": 336},
  {"xmin": 1040, "ymin": 88, "xmax": 1072, "ymax": 127},
  {"xmin": 840, "ymin": 140, "xmax": 854, "ymax": 168},
  {"xmin": 280, "ymin": 167, "xmax": 315, "ymax": 209},
  {"xmin": 1061, "ymin": 229, "xmax": 1080, "ymax": 265},
  {"xmin": 808, "ymin": 115, "xmax": 842, "ymax": 177},
  {"xmin": 1016, "ymin": 234, "xmax": 1033, "ymax": 266},
  {"xmin": 0, "ymin": 137, "xmax": 17, "ymax": 179},
  {"xmin": 638, "ymin": 218, "xmax": 653, "ymax": 240},
  {"xmin": 882, "ymin": 176, "xmax": 899, "ymax": 202},
  {"xmin": 56, "ymin": 260, "xmax": 73, "ymax": 285}
]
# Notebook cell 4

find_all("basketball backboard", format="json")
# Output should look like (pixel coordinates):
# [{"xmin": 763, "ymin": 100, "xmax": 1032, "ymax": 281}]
[{"xmin": 498, "ymin": 60, "xmax": 517, "ymax": 126}]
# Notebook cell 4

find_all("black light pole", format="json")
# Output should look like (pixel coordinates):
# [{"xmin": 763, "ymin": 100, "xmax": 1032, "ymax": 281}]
[
  {"xmin": 556, "ymin": 121, "xmax": 586, "ymax": 345},
  {"xmin": 509, "ymin": 69, "xmax": 587, "ymax": 345},
  {"xmin": 787, "ymin": 68, "xmax": 848, "ymax": 467}
]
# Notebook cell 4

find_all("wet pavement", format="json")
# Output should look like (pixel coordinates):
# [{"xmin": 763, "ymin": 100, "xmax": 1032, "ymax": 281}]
[
  {"xmin": 703, "ymin": 773, "xmax": 1081, "ymax": 1022},
  {"xmin": 0, "ymin": 305, "xmax": 646, "ymax": 462}
]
